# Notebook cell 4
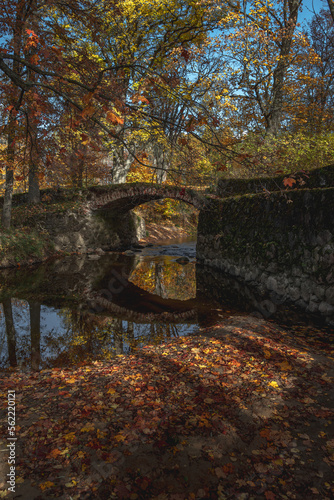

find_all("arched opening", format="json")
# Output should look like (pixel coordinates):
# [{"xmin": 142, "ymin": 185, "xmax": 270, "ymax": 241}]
[
  {"xmin": 88, "ymin": 184, "xmax": 205, "ymax": 251},
  {"xmin": 133, "ymin": 198, "xmax": 199, "ymax": 244}
]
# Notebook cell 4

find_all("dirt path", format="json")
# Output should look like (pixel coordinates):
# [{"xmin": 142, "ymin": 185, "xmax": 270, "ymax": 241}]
[{"xmin": 0, "ymin": 316, "xmax": 333, "ymax": 499}]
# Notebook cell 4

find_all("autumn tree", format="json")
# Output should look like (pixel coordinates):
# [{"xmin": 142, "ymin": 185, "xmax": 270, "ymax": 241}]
[
  {"xmin": 288, "ymin": 8, "xmax": 334, "ymax": 134},
  {"xmin": 0, "ymin": 0, "xmax": 233, "ymax": 182},
  {"xmin": 214, "ymin": 0, "xmax": 304, "ymax": 137}
]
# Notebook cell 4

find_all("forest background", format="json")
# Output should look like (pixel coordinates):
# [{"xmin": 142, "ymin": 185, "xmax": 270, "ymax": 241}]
[{"xmin": 0, "ymin": 0, "xmax": 333, "ymax": 230}]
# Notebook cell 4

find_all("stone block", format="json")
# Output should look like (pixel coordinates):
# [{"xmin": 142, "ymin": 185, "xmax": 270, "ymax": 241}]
[
  {"xmin": 288, "ymin": 287, "xmax": 300, "ymax": 302},
  {"xmin": 267, "ymin": 276, "xmax": 277, "ymax": 291},
  {"xmin": 319, "ymin": 301, "xmax": 334, "ymax": 315},
  {"xmin": 325, "ymin": 287, "xmax": 334, "ymax": 304},
  {"xmin": 307, "ymin": 301, "xmax": 318, "ymax": 313}
]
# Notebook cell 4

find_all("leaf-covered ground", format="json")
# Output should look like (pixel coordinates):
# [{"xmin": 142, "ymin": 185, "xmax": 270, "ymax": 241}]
[{"xmin": 1, "ymin": 315, "xmax": 334, "ymax": 499}]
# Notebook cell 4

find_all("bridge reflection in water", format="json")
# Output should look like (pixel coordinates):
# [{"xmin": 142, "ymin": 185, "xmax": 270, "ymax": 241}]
[
  {"xmin": 0, "ymin": 249, "xmax": 226, "ymax": 370},
  {"xmin": 0, "ymin": 245, "xmax": 325, "ymax": 371}
]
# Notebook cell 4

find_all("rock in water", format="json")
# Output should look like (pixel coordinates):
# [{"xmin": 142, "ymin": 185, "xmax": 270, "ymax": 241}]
[{"xmin": 175, "ymin": 257, "xmax": 190, "ymax": 265}]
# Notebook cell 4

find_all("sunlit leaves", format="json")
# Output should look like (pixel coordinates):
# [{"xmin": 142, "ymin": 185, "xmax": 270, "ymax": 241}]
[{"xmin": 0, "ymin": 316, "xmax": 333, "ymax": 497}]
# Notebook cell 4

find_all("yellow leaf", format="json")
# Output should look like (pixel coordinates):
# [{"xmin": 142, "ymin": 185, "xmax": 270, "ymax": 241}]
[
  {"xmin": 80, "ymin": 423, "xmax": 95, "ymax": 433},
  {"xmin": 268, "ymin": 381, "xmax": 279, "ymax": 388},
  {"xmin": 64, "ymin": 432, "xmax": 76, "ymax": 441},
  {"xmin": 263, "ymin": 350, "xmax": 271, "ymax": 359},
  {"xmin": 65, "ymin": 480, "xmax": 77, "ymax": 488}
]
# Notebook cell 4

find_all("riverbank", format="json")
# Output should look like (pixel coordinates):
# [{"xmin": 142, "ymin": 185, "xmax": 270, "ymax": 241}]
[
  {"xmin": 1, "ymin": 315, "xmax": 333, "ymax": 499},
  {"xmin": 0, "ymin": 222, "xmax": 192, "ymax": 269},
  {"xmin": 0, "ymin": 223, "xmax": 195, "ymax": 270},
  {"xmin": 0, "ymin": 227, "xmax": 56, "ymax": 269}
]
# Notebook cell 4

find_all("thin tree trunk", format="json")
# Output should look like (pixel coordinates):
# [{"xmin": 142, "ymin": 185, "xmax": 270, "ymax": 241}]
[
  {"xmin": 3, "ymin": 299, "xmax": 17, "ymax": 367},
  {"xmin": 154, "ymin": 145, "xmax": 168, "ymax": 184},
  {"xmin": 1, "ymin": 1, "xmax": 26, "ymax": 225},
  {"xmin": 27, "ymin": 48, "xmax": 40, "ymax": 203},
  {"xmin": 1, "ymin": 130, "xmax": 15, "ymax": 229},
  {"xmin": 29, "ymin": 301, "xmax": 41, "ymax": 370},
  {"xmin": 114, "ymin": 318, "xmax": 123, "ymax": 354}
]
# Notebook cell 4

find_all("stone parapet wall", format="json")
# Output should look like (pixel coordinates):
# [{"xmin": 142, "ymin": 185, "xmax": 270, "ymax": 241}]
[
  {"xmin": 197, "ymin": 186, "xmax": 334, "ymax": 323},
  {"xmin": 216, "ymin": 164, "xmax": 334, "ymax": 197}
]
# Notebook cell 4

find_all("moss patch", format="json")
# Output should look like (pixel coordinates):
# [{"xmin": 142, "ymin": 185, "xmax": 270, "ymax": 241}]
[{"xmin": 0, "ymin": 228, "xmax": 55, "ymax": 268}]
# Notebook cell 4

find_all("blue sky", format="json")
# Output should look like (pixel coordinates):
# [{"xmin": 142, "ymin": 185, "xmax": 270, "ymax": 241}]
[{"xmin": 300, "ymin": 0, "xmax": 327, "ymax": 24}]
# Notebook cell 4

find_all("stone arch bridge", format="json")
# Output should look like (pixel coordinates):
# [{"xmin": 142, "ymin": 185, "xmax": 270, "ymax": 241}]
[
  {"xmin": 84, "ymin": 183, "xmax": 208, "ymax": 213},
  {"xmin": 38, "ymin": 183, "xmax": 210, "ymax": 253}
]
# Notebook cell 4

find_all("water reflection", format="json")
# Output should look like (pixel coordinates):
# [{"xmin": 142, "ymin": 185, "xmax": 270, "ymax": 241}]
[
  {"xmin": 0, "ymin": 300, "xmax": 199, "ymax": 371},
  {"xmin": 0, "ymin": 247, "xmax": 209, "ymax": 370},
  {"xmin": 1, "ymin": 242, "xmax": 331, "ymax": 371}
]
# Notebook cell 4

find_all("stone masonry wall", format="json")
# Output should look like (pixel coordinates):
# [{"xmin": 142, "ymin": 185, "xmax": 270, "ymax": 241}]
[
  {"xmin": 30, "ymin": 209, "xmax": 145, "ymax": 252},
  {"xmin": 216, "ymin": 164, "xmax": 334, "ymax": 197},
  {"xmin": 197, "ymin": 187, "xmax": 334, "ymax": 323}
]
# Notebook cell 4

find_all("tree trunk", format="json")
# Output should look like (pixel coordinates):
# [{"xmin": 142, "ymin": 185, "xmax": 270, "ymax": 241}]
[
  {"xmin": 265, "ymin": 0, "xmax": 300, "ymax": 135},
  {"xmin": 1, "ymin": 1, "xmax": 26, "ymax": 225},
  {"xmin": 3, "ymin": 299, "xmax": 17, "ymax": 367},
  {"xmin": 112, "ymin": 146, "xmax": 133, "ymax": 183},
  {"xmin": 155, "ymin": 263, "xmax": 167, "ymax": 298},
  {"xmin": 114, "ymin": 319, "xmax": 123, "ymax": 354},
  {"xmin": 29, "ymin": 301, "xmax": 41, "ymax": 370},
  {"xmin": 327, "ymin": 0, "xmax": 334, "ymax": 24},
  {"xmin": 154, "ymin": 145, "xmax": 168, "ymax": 183},
  {"xmin": 28, "ymin": 166, "xmax": 40, "ymax": 203},
  {"xmin": 1, "ymin": 131, "xmax": 15, "ymax": 229}
]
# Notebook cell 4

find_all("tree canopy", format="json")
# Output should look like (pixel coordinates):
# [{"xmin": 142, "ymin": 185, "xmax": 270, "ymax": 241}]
[{"xmin": 1, "ymin": 0, "xmax": 334, "ymax": 226}]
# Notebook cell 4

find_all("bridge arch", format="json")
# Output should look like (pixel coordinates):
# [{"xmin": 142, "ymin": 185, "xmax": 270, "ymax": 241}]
[{"xmin": 86, "ymin": 183, "xmax": 207, "ymax": 213}]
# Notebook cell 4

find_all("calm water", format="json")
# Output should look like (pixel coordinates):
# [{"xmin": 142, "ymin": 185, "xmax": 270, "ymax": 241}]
[{"xmin": 0, "ymin": 237, "xmax": 332, "ymax": 370}]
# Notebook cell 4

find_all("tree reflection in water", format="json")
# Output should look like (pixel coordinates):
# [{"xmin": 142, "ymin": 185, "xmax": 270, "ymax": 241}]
[{"xmin": 54, "ymin": 310, "xmax": 192, "ymax": 367}]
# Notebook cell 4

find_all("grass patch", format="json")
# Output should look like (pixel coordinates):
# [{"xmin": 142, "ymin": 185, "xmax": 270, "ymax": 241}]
[{"xmin": 0, "ymin": 227, "xmax": 55, "ymax": 266}]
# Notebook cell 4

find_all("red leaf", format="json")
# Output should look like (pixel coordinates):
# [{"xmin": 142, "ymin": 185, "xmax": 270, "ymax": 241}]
[
  {"xmin": 181, "ymin": 48, "xmax": 190, "ymax": 62},
  {"xmin": 283, "ymin": 177, "xmax": 296, "ymax": 188},
  {"xmin": 265, "ymin": 492, "xmax": 276, "ymax": 500}
]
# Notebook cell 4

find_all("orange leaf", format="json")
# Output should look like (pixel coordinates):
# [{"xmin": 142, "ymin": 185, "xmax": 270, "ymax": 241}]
[
  {"xmin": 81, "ymin": 105, "xmax": 95, "ymax": 118},
  {"xmin": 260, "ymin": 428, "xmax": 271, "ymax": 439},
  {"xmin": 106, "ymin": 110, "xmax": 124, "ymax": 125},
  {"xmin": 265, "ymin": 492, "xmax": 276, "ymax": 500},
  {"xmin": 137, "ymin": 95, "xmax": 149, "ymax": 104},
  {"xmin": 47, "ymin": 449, "xmax": 61, "ymax": 459},
  {"xmin": 283, "ymin": 177, "xmax": 296, "ymax": 188},
  {"xmin": 39, "ymin": 481, "xmax": 55, "ymax": 491},
  {"xmin": 83, "ymin": 92, "xmax": 94, "ymax": 105},
  {"xmin": 30, "ymin": 54, "xmax": 39, "ymax": 65},
  {"xmin": 222, "ymin": 463, "xmax": 234, "ymax": 474}
]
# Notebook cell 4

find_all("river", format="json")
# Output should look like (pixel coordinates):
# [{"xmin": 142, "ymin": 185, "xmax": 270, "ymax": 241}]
[{"xmin": 0, "ymin": 237, "xmax": 332, "ymax": 370}]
